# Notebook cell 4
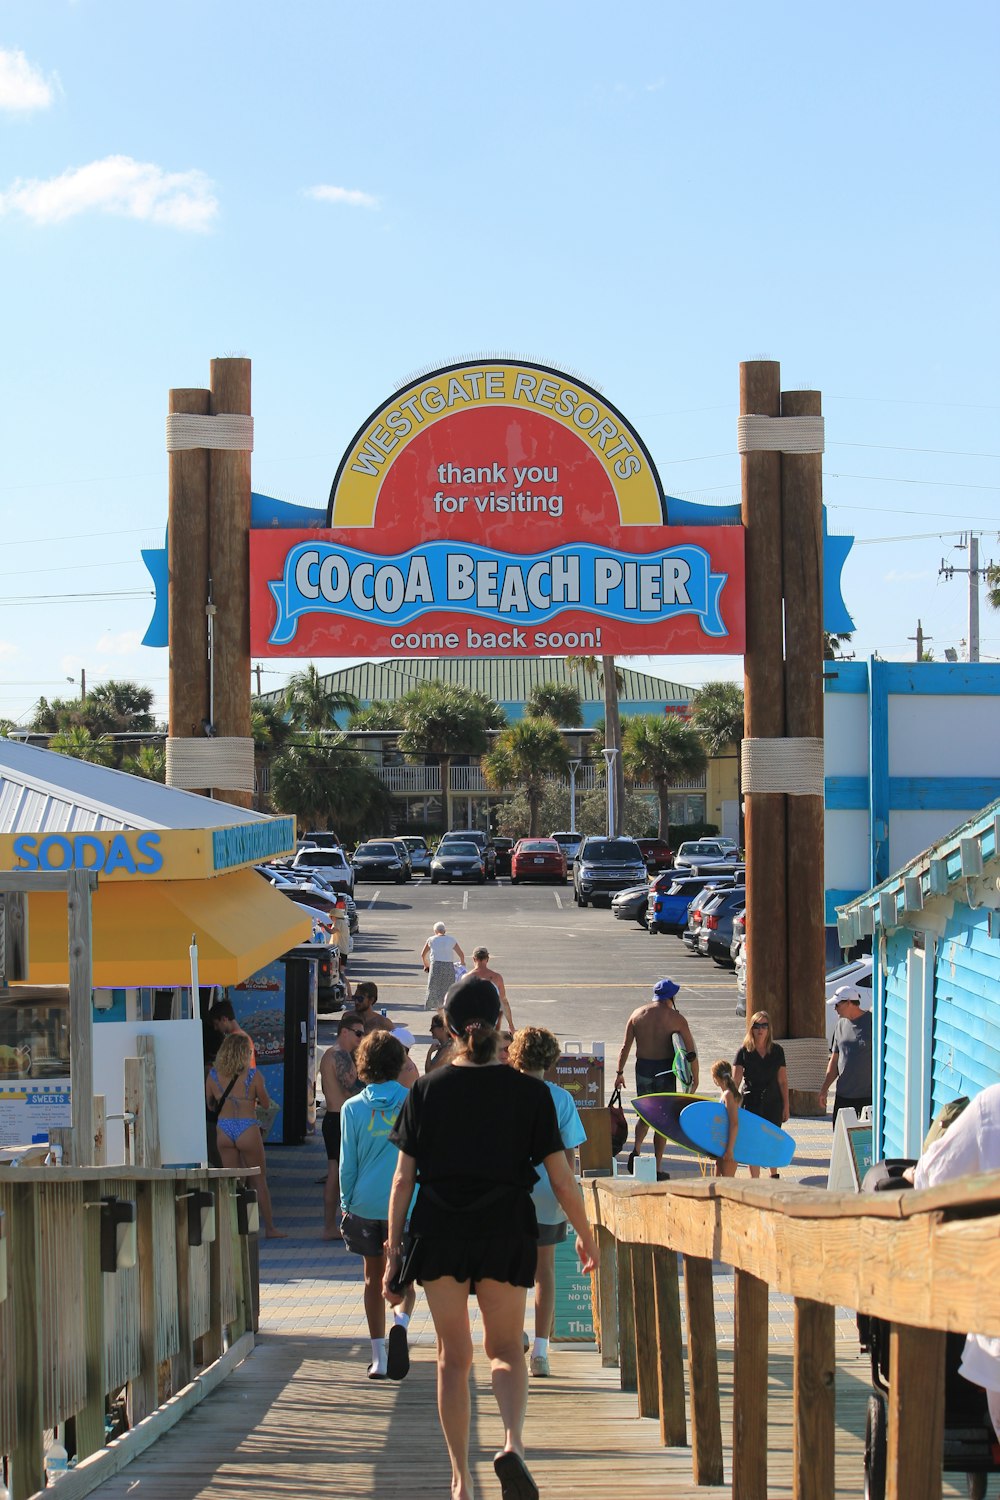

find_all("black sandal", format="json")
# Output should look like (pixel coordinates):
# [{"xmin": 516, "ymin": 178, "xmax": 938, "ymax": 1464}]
[{"xmin": 493, "ymin": 1450, "xmax": 539, "ymax": 1500}]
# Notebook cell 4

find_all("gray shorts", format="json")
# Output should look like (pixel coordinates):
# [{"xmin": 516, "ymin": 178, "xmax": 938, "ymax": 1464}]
[
  {"xmin": 536, "ymin": 1220, "xmax": 569, "ymax": 1247},
  {"xmin": 341, "ymin": 1212, "xmax": 387, "ymax": 1259}
]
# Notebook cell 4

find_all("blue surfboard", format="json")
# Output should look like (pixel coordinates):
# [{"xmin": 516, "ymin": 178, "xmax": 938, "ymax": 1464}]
[
  {"xmin": 679, "ymin": 1100, "xmax": 796, "ymax": 1169},
  {"xmin": 633, "ymin": 1093, "xmax": 715, "ymax": 1156}
]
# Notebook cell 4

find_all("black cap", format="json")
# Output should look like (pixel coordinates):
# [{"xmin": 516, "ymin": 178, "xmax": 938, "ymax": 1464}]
[{"xmin": 444, "ymin": 974, "xmax": 501, "ymax": 1036}]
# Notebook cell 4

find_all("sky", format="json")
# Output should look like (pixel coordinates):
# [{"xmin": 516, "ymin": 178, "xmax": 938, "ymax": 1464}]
[{"xmin": 1, "ymin": 1, "xmax": 998, "ymax": 727}]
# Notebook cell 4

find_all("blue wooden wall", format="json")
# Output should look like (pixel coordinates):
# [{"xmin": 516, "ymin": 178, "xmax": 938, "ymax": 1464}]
[{"xmin": 880, "ymin": 928, "xmax": 910, "ymax": 1157}]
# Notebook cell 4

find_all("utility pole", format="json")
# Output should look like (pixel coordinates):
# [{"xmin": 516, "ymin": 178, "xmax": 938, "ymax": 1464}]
[
  {"xmin": 253, "ymin": 663, "xmax": 262, "ymax": 698},
  {"xmin": 940, "ymin": 535, "xmax": 991, "ymax": 662},
  {"xmin": 908, "ymin": 621, "xmax": 931, "ymax": 662}
]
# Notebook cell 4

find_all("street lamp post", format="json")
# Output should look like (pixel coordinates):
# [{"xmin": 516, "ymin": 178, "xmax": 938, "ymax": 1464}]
[
  {"xmin": 567, "ymin": 760, "xmax": 581, "ymax": 833},
  {"xmin": 601, "ymin": 748, "xmax": 618, "ymax": 838}
]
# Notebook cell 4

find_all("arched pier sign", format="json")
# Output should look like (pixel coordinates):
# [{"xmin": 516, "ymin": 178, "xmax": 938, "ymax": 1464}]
[{"xmin": 249, "ymin": 359, "xmax": 745, "ymax": 658}]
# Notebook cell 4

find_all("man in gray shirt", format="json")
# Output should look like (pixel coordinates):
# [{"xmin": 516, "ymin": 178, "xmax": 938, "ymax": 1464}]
[{"xmin": 818, "ymin": 985, "xmax": 873, "ymax": 1123}]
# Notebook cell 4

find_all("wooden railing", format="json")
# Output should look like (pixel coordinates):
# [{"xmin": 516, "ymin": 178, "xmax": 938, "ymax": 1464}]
[
  {"xmin": 586, "ymin": 1172, "xmax": 1000, "ymax": 1499},
  {"xmin": 0, "ymin": 1165, "xmax": 258, "ymax": 1500}
]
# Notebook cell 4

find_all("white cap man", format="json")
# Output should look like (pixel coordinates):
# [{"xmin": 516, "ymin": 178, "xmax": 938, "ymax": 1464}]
[{"xmin": 818, "ymin": 985, "xmax": 873, "ymax": 1122}]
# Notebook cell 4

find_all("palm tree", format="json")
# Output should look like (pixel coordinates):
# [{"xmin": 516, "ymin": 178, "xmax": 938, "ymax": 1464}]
[
  {"xmin": 483, "ymin": 717, "xmax": 570, "ymax": 836},
  {"xmin": 86, "ymin": 680, "xmax": 155, "ymax": 734},
  {"xmin": 690, "ymin": 680, "xmax": 745, "ymax": 843},
  {"xmin": 622, "ymin": 715, "xmax": 707, "ymax": 839},
  {"xmin": 0, "ymin": 720, "xmax": 15, "ymax": 738},
  {"xmin": 524, "ymin": 682, "xmax": 583, "ymax": 727},
  {"xmin": 284, "ymin": 665, "xmax": 360, "ymax": 731},
  {"xmin": 269, "ymin": 733, "xmax": 394, "ymax": 837},
  {"xmin": 986, "ymin": 564, "xmax": 1000, "ymax": 612},
  {"xmin": 49, "ymin": 725, "xmax": 115, "ymax": 766},
  {"xmin": 348, "ymin": 701, "xmax": 400, "ymax": 731},
  {"xmin": 121, "ymin": 743, "xmax": 166, "ymax": 781},
  {"xmin": 823, "ymin": 631, "xmax": 854, "ymax": 661},
  {"xmin": 30, "ymin": 695, "xmax": 85, "ymax": 734},
  {"xmin": 567, "ymin": 656, "xmax": 625, "ymax": 835},
  {"xmin": 397, "ymin": 683, "xmax": 505, "ymax": 829}
]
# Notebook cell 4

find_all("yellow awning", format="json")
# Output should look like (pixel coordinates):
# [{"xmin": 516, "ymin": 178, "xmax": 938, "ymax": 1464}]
[{"xmin": 22, "ymin": 869, "xmax": 313, "ymax": 988}]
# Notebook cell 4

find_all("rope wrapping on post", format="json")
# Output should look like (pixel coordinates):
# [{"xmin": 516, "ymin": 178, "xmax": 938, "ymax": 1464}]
[
  {"xmin": 741, "ymin": 737, "xmax": 824, "ymax": 797},
  {"xmin": 737, "ymin": 414, "xmax": 824, "ymax": 454},
  {"xmin": 165, "ymin": 414, "xmax": 254, "ymax": 452},
  {"xmin": 166, "ymin": 737, "xmax": 255, "ymax": 792}
]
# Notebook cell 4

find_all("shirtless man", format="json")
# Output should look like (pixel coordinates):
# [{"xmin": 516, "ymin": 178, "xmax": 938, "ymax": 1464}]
[
  {"xmin": 319, "ymin": 1012, "xmax": 365, "ymax": 1239},
  {"xmin": 470, "ymin": 946, "xmax": 514, "ymax": 1031},
  {"xmin": 353, "ymin": 981, "xmax": 394, "ymax": 1034},
  {"xmin": 614, "ymin": 978, "xmax": 699, "ymax": 1176}
]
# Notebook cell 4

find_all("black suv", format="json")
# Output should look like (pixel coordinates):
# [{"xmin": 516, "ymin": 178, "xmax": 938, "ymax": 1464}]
[
  {"xmin": 572, "ymin": 836, "xmax": 648, "ymax": 906},
  {"xmin": 438, "ymin": 829, "xmax": 497, "ymax": 879}
]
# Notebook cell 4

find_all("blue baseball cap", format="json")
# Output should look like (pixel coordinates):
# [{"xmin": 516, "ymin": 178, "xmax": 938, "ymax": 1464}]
[{"xmin": 653, "ymin": 978, "xmax": 680, "ymax": 1001}]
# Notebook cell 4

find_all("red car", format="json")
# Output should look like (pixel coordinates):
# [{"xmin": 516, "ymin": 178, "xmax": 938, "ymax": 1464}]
[
  {"xmin": 510, "ymin": 838, "xmax": 568, "ymax": 884},
  {"xmin": 636, "ymin": 838, "xmax": 674, "ymax": 872}
]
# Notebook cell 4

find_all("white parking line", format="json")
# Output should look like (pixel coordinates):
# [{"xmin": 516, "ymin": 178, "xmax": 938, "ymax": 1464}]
[
  {"xmin": 462, "ymin": 889, "xmax": 469, "ymax": 910},
  {"xmin": 553, "ymin": 891, "xmax": 563, "ymax": 909},
  {"xmin": 367, "ymin": 889, "xmax": 381, "ymax": 910}
]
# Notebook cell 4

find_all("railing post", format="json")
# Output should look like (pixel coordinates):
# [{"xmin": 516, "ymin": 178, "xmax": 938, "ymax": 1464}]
[
  {"xmin": 684, "ymin": 1254, "xmax": 724, "ymax": 1485},
  {"xmin": 652, "ymin": 1246, "xmax": 686, "ymax": 1447},
  {"xmin": 616, "ymin": 1242, "xmax": 637, "ymax": 1392},
  {"xmin": 130, "ymin": 1180, "xmax": 158, "ymax": 1423},
  {"xmin": 173, "ymin": 1187, "xmax": 194, "ymax": 1390},
  {"xmin": 202, "ymin": 1179, "xmax": 225, "ymax": 1365},
  {"xmin": 732, "ymin": 1270, "xmax": 768, "ymax": 1500},
  {"xmin": 9, "ymin": 1184, "xmax": 43, "ymax": 1500},
  {"xmin": 596, "ymin": 1223, "xmax": 619, "ymax": 1367},
  {"xmin": 76, "ymin": 1181, "xmax": 107, "ymax": 1459},
  {"xmin": 887, "ymin": 1323, "xmax": 945, "ymax": 1500},
  {"xmin": 793, "ymin": 1297, "xmax": 835, "ymax": 1500},
  {"xmin": 631, "ymin": 1246, "xmax": 659, "ymax": 1418}
]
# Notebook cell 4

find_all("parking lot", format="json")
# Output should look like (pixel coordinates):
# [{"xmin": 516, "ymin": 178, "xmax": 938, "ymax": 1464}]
[{"xmin": 329, "ymin": 876, "xmax": 748, "ymax": 1082}]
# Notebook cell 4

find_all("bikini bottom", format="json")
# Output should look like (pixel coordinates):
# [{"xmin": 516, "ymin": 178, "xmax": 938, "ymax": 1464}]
[{"xmin": 217, "ymin": 1116, "xmax": 259, "ymax": 1144}]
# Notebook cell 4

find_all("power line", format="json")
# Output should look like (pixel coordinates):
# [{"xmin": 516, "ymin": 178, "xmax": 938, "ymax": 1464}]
[
  {"xmin": 0, "ymin": 589, "xmax": 153, "ymax": 606},
  {"xmin": 825, "ymin": 472, "xmax": 1000, "ymax": 492},
  {"xmin": 0, "ymin": 526, "xmax": 162, "ymax": 549}
]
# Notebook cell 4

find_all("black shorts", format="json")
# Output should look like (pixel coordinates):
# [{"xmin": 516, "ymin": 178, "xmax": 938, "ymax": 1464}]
[
  {"xmin": 635, "ymin": 1062, "xmax": 675, "ymax": 1095},
  {"xmin": 322, "ymin": 1111, "xmax": 341, "ymax": 1159}
]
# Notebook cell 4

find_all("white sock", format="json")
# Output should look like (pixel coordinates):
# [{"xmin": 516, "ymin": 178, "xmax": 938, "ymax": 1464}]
[
  {"xmin": 370, "ymin": 1337, "xmax": 386, "ymax": 1372},
  {"xmin": 532, "ymin": 1337, "xmax": 549, "ymax": 1359},
  {"xmin": 393, "ymin": 1311, "xmax": 410, "ymax": 1329}
]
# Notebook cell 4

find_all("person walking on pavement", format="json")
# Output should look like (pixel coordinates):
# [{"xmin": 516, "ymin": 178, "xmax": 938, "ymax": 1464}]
[
  {"xmin": 425, "ymin": 1012, "xmax": 455, "ymax": 1074},
  {"xmin": 614, "ymin": 978, "xmax": 699, "ymax": 1177},
  {"xmin": 319, "ymin": 1013, "xmax": 365, "ymax": 1240},
  {"xmin": 733, "ymin": 1010, "xmax": 789, "ymax": 1179},
  {"xmin": 384, "ymin": 976, "xmax": 598, "ymax": 1500},
  {"xmin": 470, "ymin": 946, "xmax": 514, "ymax": 1031},
  {"xmin": 421, "ymin": 921, "xmax": 465, "ymax": 1011},
  {"xmin": 340, "ymin": 1031, "xmax": 417, "ymax": 1380},
  {"xmin": 818, "ymin": 985, "xmax": 873, "ymax": 1123}
]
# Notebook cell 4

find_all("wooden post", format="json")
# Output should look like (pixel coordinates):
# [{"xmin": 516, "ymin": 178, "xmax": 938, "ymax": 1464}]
[
  {"xmin": 684, "ymin": 1254, "xmax": 724, "ymax": 1486},
  {"xmin": 792, "ymin": 1297, "xmax": 835, "ymax": 1500},
  {"xmin": 741, "ymin": 361, "xmax": 789, "ymax": 1036},
  {"xmin": 168, "ymin": 386, "xmax": 211, "ymax": 776},
  {"xmin": 172, "ymin": 1189, "xmax": 193, "ymax": 1390},
  {"xmin": 9, "ymin": 1184, "xmax": 43, "ymax": 1500},
  {"xmin": 208, "ymin": 357, "xmax": 252, "ymax": 810},
  {"xmin": 131, "ymin": 1181, "xmax": 158, "ymax": 1424},
  {"xmin": 781, "ymin": 388, "xmax": 826, "ymax": 1107},
  {"xmin": 124, "ymin": 1037, "xmax": 162, "ymax": 1169},
  {"xmin": 76, "ymin": 1181, "xmax": 106, "ymax": 1459},
  {"xmin": 616, "ymin": 1242, "xmax": 637, "ymax": 1393},
  {"xmin": 596, "ymin": 1223, "xmax": 619, "ymax": 1366},
  {"xmin": 887, "ymin": 1324, "xmax": 945, "ymax": 1500},
  {"xmin": 652, "ymin": 1246, "xmax": 686, "ymax": 1447},
  {"xmin": 92, "ymin": 1096, "xmax": 107, "ymax": 1166},
  {"xmin": 631, "ymin": 1245, "xmax": 659, "ymax": 1419},
  {"xmin": 67, "ymin": 871, "xmax": 95, "ymax": 1167},
  {"xmin": 202, "ymin": 1179, "xmax": 225, "ymax": 1366},
  {"xmin": 732, "ymin": 1270, "xmax": 768, "ymax": 1500}
]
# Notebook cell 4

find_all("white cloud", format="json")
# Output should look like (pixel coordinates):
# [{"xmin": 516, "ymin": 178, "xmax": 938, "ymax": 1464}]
[
  {"xmin": 0, "ymin": 48, "xmax": 57, "ymax": 113},
  {"xmin": 95, "ymin": 630, "xmax": 142, "ymax": 655},
  {"xmin": 305, "ymin": 184, "xmax": 380, "ymax": 209},
  {"xmin": 885, "ymin": 569, "xmax": 933, "ymax": 583},
  {"xmin": 0, "ymin": 155, "xmax": 218, "ymax": 231},
  {"xmin": 0, "ymin": 641, "xmax": 18, "ymax": 660}
]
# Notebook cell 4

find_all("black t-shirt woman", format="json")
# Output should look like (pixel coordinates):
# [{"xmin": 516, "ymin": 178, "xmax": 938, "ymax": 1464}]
[
  {"xmin": 733, "ymin": 1009, "xmax": 789, "ymax": 1182},
  {"xmin": 384, "ymin": 975, "xmax": 599, "ymax": 1500}
]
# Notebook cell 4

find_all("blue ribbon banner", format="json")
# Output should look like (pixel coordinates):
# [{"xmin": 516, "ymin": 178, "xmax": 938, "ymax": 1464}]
[{"xmin": 267, "ymin": 540, "xmax": 730, "ymax": 647}]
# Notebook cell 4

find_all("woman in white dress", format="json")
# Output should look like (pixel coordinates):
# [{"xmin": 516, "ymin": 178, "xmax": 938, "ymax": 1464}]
[{"xmin": 421, "ymin": 921, "xmax": 465, "ymax": 1011}]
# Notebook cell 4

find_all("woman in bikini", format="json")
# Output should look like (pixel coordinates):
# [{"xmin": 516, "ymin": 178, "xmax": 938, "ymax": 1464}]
[{"xmin": 206, "ymin": 1033, "xmax": 285, "ymax": 1238}]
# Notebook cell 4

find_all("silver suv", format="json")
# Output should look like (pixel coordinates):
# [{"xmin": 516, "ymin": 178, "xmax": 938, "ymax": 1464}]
[{"xmin": 573, "ymin": 836, "xmax": 648, "ymax": 907}]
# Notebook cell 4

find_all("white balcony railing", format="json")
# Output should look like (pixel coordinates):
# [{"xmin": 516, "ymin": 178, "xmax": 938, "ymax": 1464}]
[{"xmin": 369, "ymin": 764, "xmax": 706, "ymax": 796}]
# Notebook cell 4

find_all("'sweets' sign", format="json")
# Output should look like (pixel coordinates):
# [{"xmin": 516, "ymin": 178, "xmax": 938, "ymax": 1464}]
[{"xmin": 249, "ymin": 360, "xmax": 745, "ymax": 658}]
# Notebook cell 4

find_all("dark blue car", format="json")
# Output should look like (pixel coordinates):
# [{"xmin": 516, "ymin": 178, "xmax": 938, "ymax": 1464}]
[{"xmin": 647, "ymin": 872, "xmax": 743, "ymax": 936}]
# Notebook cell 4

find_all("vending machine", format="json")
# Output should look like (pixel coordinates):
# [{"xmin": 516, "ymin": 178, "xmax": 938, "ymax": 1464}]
[{"xmin": 224, "ymin": 946, "xmax": 318, "ymax": 1144}]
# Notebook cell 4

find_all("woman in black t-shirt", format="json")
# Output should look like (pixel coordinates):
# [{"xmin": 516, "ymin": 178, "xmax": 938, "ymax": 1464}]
[
  {"xmin": 733, "ymin": 1010, "xmax": 789, "ymax": 1181},
  {"xmin": 385, "ymin": 976, "xmax": 598, "ymax": 1500}
]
